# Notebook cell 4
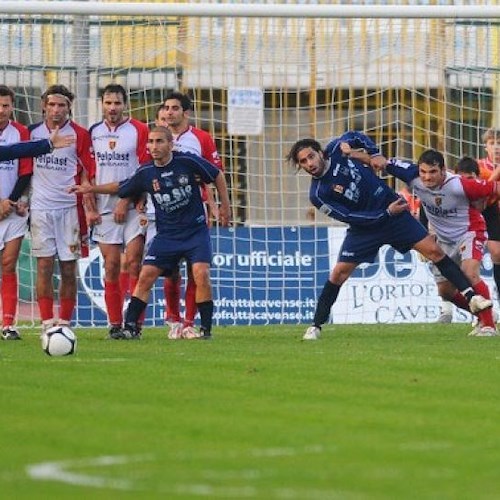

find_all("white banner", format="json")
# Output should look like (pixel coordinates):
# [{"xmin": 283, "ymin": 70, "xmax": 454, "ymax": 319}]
[{"xmin": 327, "ymin": 227, "xmax": 497, "ymax": 324}]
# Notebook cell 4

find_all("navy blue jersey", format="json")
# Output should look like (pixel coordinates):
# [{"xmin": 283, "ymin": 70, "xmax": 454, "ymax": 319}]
[
  {"xmin": 310, "ymin": 131, "xmax": 399, "ymax": 227},
  {"xmin": 0, "ymin": 138, "xmax": 51, "ymax": 162},
  {"xmin": 118, "ymin": 151, "xmax": 220, "ymax": 239}
]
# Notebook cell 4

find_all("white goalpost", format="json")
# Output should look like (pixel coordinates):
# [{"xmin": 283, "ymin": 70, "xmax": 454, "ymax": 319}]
[{"xmin": 1, "ymin": 0, "xmax": 499, "ymax": 327}]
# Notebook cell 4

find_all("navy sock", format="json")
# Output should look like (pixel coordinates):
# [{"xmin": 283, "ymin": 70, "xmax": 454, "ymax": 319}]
[
  {"xmin": 197, "ymin": 300, "xmax": 214, "ymax": 334},
  {"xmin": 124, "ymin": 296, "xmax": 147, "ymax": 326},
  {"xmin": 313, "ymin": 280, "xmax": 341, "ymax": 327},
  {"xmin": 434, "ymin": 255, "xmax": 474, "ymax": 301}
]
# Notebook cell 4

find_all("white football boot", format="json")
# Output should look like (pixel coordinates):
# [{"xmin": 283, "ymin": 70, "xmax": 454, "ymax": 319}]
[
  {"xmin": 303, "ymin": 326, "xmax": 321, "ymax": 340},
  {"xmin": 167, "ymin": 322, "xmax": 183, "ymax": 340}
]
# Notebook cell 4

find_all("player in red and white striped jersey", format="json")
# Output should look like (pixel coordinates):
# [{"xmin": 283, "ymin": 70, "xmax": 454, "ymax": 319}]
[
  {"xmin": 0, "ymin": 85, "xmax": 31, "ymax": 340},
  {"xmin": 29, "ymin": 84, "xmax": 95, "ymax": 333},
  {"xmin": 88, "ymin": 83, "xmax": 150, "ymax": 339},
  {"xmin": 153, "ymin": 92, "xmax": 223, "ymax": 339}
]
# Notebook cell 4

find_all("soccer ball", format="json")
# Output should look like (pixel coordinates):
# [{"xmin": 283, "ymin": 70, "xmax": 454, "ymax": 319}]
[{"xmin": 41, "ymin": 325, "xmax": 77, "ymax": 356}]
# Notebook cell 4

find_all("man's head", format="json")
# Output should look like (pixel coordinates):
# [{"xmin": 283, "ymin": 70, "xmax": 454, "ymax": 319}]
[
  {"xmin": 0, "ymin": 85, "xmax": 15, "ymax": 128},
  {"xmin": 455, "ymin": 156, "xmax": 479, "ymax": 179},
  {"xmin": 417, "ymin": 149, "xmax": 446, "ymax": 189},
  {"xmin": 286, "ymin": 138, "xmax": 326, "ymax": 177},
  {"xmin": 148, "ymin": 126, "xmax": 174, "ymax": 165},
  {"xmin": 41, "ymin": 84, "xmax": 74, "ymax": 127},
  {"xmin": 101, "ymin": 83, "xmax": 127, "ymax": 125},
  {"xmin": 482, "ymin": 128, "xmax": 500, "ymax": 165},
  {"xmin": 159, "ymin": 91, "xmax": 193, "ymax": 132}
]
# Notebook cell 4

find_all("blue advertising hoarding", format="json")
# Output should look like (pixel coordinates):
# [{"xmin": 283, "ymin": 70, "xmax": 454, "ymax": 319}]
[{"xmin": 76, "ymin": 226, "xmax": 330, "ymax": 326}]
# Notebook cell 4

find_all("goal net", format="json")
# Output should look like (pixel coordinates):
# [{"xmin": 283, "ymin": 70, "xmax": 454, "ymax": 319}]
[{"xmin": 1, "ymin": 0, "xmax": 499, "ymax": 326}]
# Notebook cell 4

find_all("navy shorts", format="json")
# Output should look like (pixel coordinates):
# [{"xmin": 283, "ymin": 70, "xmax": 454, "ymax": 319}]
[
  {"xmin": 143, "ymin": 228, "xmax": 212, "ymax": 275},
  {"xmin": 338, "ymin": 211, "xmax": 428, "ymax": 263}
]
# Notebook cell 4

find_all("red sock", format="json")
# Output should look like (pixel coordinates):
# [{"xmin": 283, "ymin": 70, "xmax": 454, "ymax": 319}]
[
  {"xmin": 164, "ymin": 277, "xmax": 181, "ymax": 322},
  {"xmin": 184, "ymin": 276, "xmax": 197, "ymax": 327},
  {"xmin": 38, "ymin": 296, "xmax": 54, "ymax": 322},
  {"xmin": 105, "ymin": 281, "xmax": 122, "ymax": 325},
  {"xmin": 1, "ymin": 272, "xmax": 17, "ymax": 327},
  {"xmin": 474, "ymin": 281, "xmax": 495, "ymax": 327},
  {"xmin": 119, "ymin": 271, "xmax": 130, "ymax": 306},
  {"xmin": 59, "ymin": 297, "xmax": 76, "ymax": 322},
  {"xmin": 451, "ymin": 291, "xmax": 470, "ymax": 312}
]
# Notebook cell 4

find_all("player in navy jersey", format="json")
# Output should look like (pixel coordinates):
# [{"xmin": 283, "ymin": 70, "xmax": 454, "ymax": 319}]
[
  {"xmin": 287, "ymin": 131, "xmax": 493, "ymax": 340},
  {"xmin": 71, "ymin": 126, "xmax": 231, "ymax": 340},
  {"xmin": 154, "ymin": 92, "xmax": 223, "ymax": 340}
]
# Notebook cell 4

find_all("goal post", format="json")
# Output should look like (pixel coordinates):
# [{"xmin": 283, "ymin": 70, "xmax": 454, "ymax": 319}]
[{"xmin": 1, "ymin": 0, "xmax": 499, "ymax": 327}]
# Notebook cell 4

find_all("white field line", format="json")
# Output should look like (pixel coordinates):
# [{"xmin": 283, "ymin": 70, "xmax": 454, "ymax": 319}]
[
  {"xmin": 26, "ymin": 454, "xmax": 153, "ymax": 490},
  {"xmin": 26, "ymin": 446, "xmax": 329, "ymax": 495}
]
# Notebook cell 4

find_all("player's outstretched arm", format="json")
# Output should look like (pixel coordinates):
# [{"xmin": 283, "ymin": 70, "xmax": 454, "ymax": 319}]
[{"xmin": 69, "ymin": 181, "xmax": 120, "ymax": 196}]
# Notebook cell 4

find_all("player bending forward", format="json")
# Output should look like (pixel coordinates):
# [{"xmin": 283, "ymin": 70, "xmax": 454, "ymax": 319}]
[{"xmin": 287, "ymin": 131, "xmax": 493, "ymax": 340}]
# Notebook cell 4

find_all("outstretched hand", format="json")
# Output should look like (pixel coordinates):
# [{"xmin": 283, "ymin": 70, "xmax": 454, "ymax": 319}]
[
  {"xmin": 387, "ymin": 197, "xmax": 409, "ymax": 216},
  {"xmin": 50, "ymin": 127, "xmax": 75, "ymax": 149},
  {"xmin": 370, "ymin": 155, "xmax": 388, "ymax": 171},
  {"xmin": 68, "ymin": 184, "xmax": 91, "ymax": 195}
]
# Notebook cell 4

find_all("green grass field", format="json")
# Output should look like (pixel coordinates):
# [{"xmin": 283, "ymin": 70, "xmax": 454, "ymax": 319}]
[{"xmin": 1, "ymin": 323, "xmax": 500, "ymax": 499}]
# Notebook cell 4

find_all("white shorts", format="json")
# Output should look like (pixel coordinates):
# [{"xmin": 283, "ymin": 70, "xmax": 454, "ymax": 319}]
[
  {"xmin": 92, "ymin": 210, "xmax": 147, "ymax": 247},
  {"xmin": 430, "ymin": 231, "xmax": 486, "ymax": 283},
  {"xmin": 30, "ymin": 207, "xmax": 81, "ymax": 260},
  {"xmin": 0, "ymin": 212, "xmax": 28, "ymax": 251}
]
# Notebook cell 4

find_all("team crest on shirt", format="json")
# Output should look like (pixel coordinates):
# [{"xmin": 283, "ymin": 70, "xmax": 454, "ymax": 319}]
[
  {"xmin": 434, "ymin": 196, "xmax": 442, "ymax": 206},
  {"xmin": 178, "ymin": 174, "xmax": 189, "ymax": 186},
  {"xmin": 333, "ymin": 184, "xmax": 344, "ymax": 194},
  {"xmin": 109, "ymin": 140, "xmax": 117, "ymax": 150},
  {"xmin": 152, "ymin": 179, "xmax": 160, "ymax": 192}
]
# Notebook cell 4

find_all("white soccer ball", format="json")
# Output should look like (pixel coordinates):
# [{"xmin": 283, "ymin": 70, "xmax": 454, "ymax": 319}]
[{"xmin": 41, "ymin": 325, "xmax": 77, "ymax": 356}]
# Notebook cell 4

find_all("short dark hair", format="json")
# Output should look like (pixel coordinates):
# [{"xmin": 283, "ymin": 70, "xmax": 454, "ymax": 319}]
[
  {"xmin": 149, "ymin": 125, "xmax": 173, "ymax": 141},
  {"xmin": 418, "ymin": 149, "xmax": 445, "ymax": 169},
  {"xmin": 455, "ymin": 156, "xmax": 479, "ymax": 176},
  {"xmin": 102, "ymin": 83, "xmax": 127, "ymax": 104},
  {"xmin": 164, "ymin": 91, "xmax": 192, "ymax": 111},
  {"xmin": 42, "ymin": 84, "xmax": 74, "ymax": 104},
  {"xmin": 286, "ymin": 138, "xmax": 323, "ymax": 166},
  {"xmin": 0, "ymin": 85, "xmax": 15, "ymax": 102}
]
